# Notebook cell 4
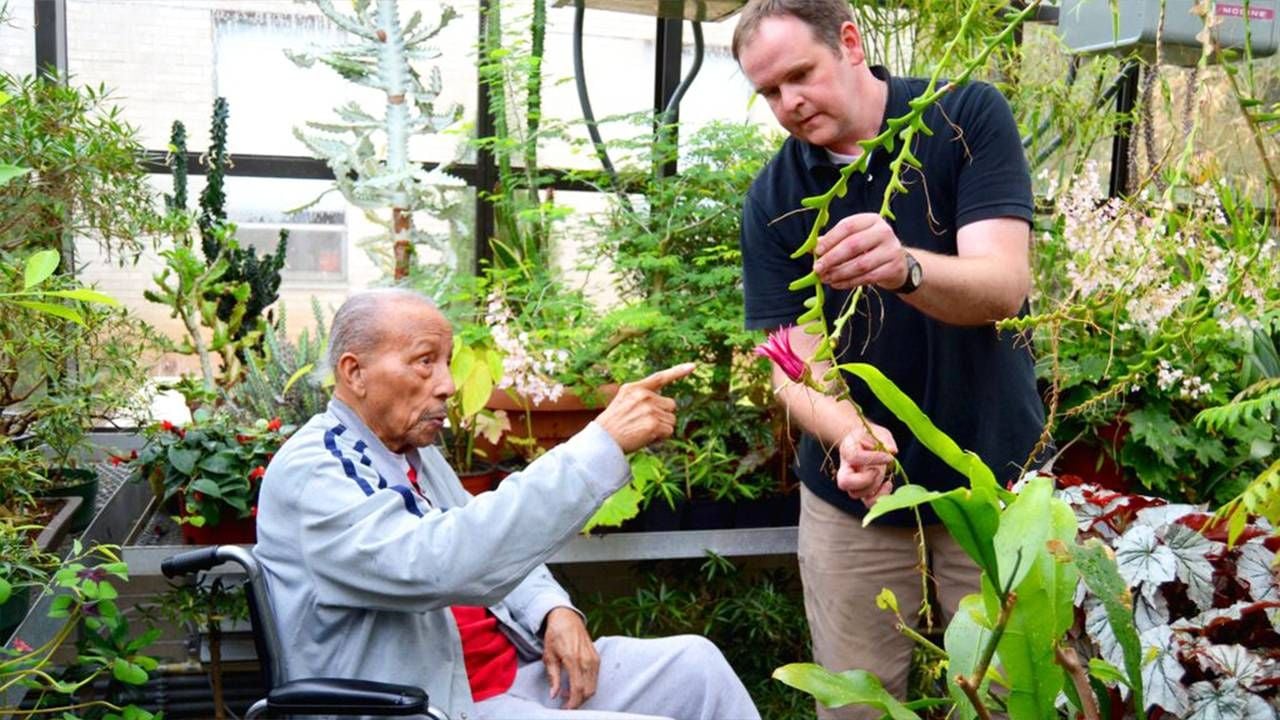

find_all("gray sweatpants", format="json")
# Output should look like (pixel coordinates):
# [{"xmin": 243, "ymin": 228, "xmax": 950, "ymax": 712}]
[{"xmin": 473, "ymin": 635, "xmax": 760, "ymax": 720}]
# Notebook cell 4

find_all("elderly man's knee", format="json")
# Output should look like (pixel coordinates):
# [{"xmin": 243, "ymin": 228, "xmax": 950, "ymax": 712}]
[{"xmin": 668, "ymin": 635, "xmax": 735, "ymax": 678}]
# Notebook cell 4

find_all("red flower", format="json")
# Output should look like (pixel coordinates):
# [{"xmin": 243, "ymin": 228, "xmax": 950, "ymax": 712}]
[
  {"xmin": 236, "ymin": 434, "xmax": 252, "ymax": 445},
  {"xmin": 754, "ymin": 327, "xmax": 809, "ymax": 384},
  {"xmin": 161, "ymin": 420, "xmax": 186, "ymax": 439},
  {"xmin": 12, "ymin": 638, "xmax": 32, "ymax": 653},
  {"xmin": 250, "ymin": 505, "xmax": 258, "ymax": 518},
  {"xmin": 266, "ymin": 417, "xmax": 283, "ymax": 432},
  {"xmin": 249, "ymin": 466, "xmax": 266, "ymax": 481},
  {"xmin": 108, "ymin": 454, "xmax": 127, "ymax": 466}
]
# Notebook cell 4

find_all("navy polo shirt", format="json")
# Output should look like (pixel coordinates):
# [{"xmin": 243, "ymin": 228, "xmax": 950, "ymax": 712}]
[{"xmin": 740, "ymin": 67, "xmax": 1045, "ymax": 525}]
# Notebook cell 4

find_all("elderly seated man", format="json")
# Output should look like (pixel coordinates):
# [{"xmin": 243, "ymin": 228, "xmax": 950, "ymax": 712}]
[{"xmin": 253, "ymin": 289, "xmax": 760, "ymax": 720}]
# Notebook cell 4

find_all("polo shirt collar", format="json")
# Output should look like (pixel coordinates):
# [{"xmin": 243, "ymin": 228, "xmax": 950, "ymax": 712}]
[{"xmin": 800, "ymin": 65, "xmax": 904, "ymax": 173}]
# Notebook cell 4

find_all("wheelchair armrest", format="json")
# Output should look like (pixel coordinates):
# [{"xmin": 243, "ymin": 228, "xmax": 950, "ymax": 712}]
[{"xmin": 267, "ymin": 677, "xmax": 428, "ymax": 716}]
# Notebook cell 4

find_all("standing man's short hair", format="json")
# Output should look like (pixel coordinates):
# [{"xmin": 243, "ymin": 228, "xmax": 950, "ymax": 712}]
[{"xmin": 730, "ymin": 0, "xmax": 855, "ymax": 61}]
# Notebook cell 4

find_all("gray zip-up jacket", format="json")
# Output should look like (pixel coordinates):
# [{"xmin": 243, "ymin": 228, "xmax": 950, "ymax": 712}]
[{"xmin": 253, "ymin": 398, "xmax": 629, "ymax": 718}]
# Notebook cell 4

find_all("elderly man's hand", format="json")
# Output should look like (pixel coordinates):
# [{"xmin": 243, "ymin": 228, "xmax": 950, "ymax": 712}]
[
  {"xmin": 595, "ymin": 363, "xmax": 695, "ymax": 453},
  {"xmin": 542, "ymin": 607, "xmax": 599, "ymax": 709},
  {"xmin": 836, "ymin": 421, "xmax": 898, "ymax": 507}
]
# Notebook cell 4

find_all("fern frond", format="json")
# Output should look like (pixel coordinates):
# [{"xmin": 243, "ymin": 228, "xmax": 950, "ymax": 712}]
[
  {"xmin": 1212, "ymin": 457, "xmax": 1280, "ymax": 546},
  {"xmin": 1195, "ymin": 378, "xmax": 1280, "ymax": 432}
]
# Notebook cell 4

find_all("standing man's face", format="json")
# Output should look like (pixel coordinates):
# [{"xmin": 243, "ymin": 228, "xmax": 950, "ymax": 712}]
[
  {"xmin": 348, "ymin": 301, "xmax": 456, "ymax": 454},
  {"xmin": 738, "ymin": 15, "xmax": 865, "ymax": 154}
]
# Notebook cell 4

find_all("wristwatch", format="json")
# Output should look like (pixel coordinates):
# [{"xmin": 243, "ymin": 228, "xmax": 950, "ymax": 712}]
[{"xmin": 891, "ymin": 251, "xmax": 923, "ymax": 294}]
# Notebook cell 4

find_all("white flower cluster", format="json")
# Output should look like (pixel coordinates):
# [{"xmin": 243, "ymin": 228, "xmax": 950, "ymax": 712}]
[
  {"xmin": 1043, "ymin": 162, "xmax": 1262, "ymax": 338},
  {"xmin": 1155, "ymin": 359, "xmax": 1213, "ymax": 400},
  {"xmin": 486, "ymin": 291, "xmax": 567, "ymax": 406}
]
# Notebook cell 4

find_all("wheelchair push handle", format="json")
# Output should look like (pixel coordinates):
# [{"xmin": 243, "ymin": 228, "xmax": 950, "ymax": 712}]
[{"xmin": 161, "ymin": 546, "xmax": 224, "ymax": 578}]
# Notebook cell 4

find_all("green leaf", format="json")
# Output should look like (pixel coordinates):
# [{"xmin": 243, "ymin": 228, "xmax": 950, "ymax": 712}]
[
  {"xmin": 992, "ymin": 475, "xmax": 1053, "ymax": 592},
  {"xmin": 0, "ymin": 163, "xmax": 30, "ymax": 188},
  {"xmin": 49, "ymin": 594, "xmax": 74, "ymax": 618},
  {"xmin": 773, "ymin": 663, "xmax": 920, "ymax": 719},
  {"xmin": 582, "ymin": 479, "xmax": 643, "ymax": 532},
  {"xmin": 197, "ymin": 450, "xmax": 240, "ymax": 476},
  {"xmin": 1088, "ymin": 658, "xmax": 1129, "ymax": 686},
  {"xmin": 42, "ymin": 288, "xmax": 121, "ymax": 306},
  {"xmin": 0, "ymin": 576, "xmax": 9, "ymax": 604},
  {"xmin": 188, "ymin": 477, "xmax": 226, "ymax": 499},
  {"xmin": 1070, "ymin": 538, "xmax": 1146, "ymax": 720},
  {"xmin": 22, "ymin": 249, "xmax": 61, "ymax": 289},
  {"xmin": 282, "ymin": 363, "xmax": 314, "ymax": 396},
  {"xmin": 112, "ymin": 657, "xmax": 149, "ymax": 685},
  {"xmin": 862, "ymin": 484, "xmax": 942, "ymax": 525},
  {"xmin": 839, "ymin": 363, "xmax": 997, "ymax": 491},
  {"xmin": 932, "ymin": 484, "xmax": 1001, "ymax": 579},
  {"xmin": 11, "ymin": 300, "xmax": 84, "ymax": 325},
  {"xmin": 996, "ymin": 499, "xmax": 1077, "ymax": 720},
  {"xmin": 166, "ymin": 446, "xmax": 200, "ymax": 475},
  {"xmin": 946, "ymin": 594, "xmax": 994, "ymax": 720}
]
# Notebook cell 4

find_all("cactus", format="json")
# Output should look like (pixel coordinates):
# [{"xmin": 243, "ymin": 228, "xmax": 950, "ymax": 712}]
[
  {"xmin": 197, "ymin": 98, "xmax": 288, "ymax": 344},
  {"xmin": 288, "ymin": 0, "xmax": 465, "ymax": 282}
]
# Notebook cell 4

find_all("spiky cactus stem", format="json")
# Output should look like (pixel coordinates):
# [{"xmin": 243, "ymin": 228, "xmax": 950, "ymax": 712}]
[{"xmin": 376, "ymin": 0, "xmax": 416, "ymax": 280}]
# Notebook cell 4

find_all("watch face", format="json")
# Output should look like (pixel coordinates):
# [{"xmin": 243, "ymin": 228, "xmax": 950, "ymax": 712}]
[{"xmin": 909, "ymin": 261, "xmax": 922, "ymax": 285}]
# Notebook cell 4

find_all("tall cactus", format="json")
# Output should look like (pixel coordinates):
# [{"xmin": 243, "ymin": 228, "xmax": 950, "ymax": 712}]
[
  {"xmin": 198, "ymin": 98, "xmax": 288, "ymax": 342},
  {"xmin": 288, "ymin": 0, "xmax": 464, "ymax": 282}
]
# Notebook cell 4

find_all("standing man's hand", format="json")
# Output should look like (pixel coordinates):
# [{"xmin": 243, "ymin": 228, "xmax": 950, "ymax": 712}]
[
  {"xmin": 813, "ymin": 212, "xmax": 909, "ymax": 291},
  {"xmin": 836, "ymin": 421, "xmax": 898, "ymax": 507},
  {"xmin": 541, "ymin": 607, "xmax": 599, "ymax": 710},
  {"xmin": 595, "ymin": 363, "xmax": 696, "ymax": 453}
]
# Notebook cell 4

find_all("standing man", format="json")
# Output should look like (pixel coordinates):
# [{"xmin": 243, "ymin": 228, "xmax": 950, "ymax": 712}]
[{"xmin": 733, "ymin": 1, "xmax": 1044, "ymax": 717}]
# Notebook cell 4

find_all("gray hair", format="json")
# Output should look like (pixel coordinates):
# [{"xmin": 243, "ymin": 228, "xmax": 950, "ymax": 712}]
[
  {"xmin": 731, "ymin": 0, "xmax": 854, "ymax": 62},
  {"xmin": 327, "ymin": 288, "xmax": 435, "ymax": 370}
]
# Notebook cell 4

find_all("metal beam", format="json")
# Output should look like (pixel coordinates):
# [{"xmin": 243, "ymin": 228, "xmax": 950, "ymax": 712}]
[
  {"xmin": 653, "ymin": 16, "xmax": 683, "ymax": 178},
  {"xmin": 33, "ymin": 0, "xmax": 67, "ymax": 80}
]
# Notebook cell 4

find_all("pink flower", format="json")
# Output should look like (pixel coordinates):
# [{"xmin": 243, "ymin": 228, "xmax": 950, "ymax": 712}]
[
  {"xmin": 12, "ymin": 638, "xmax": 32, "ymax": 653},
  {"xmin": 754, "ymin": 327, "xmax": 808, "ymax": 383}
]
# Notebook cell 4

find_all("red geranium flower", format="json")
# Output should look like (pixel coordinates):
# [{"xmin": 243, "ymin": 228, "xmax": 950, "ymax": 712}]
[
  {"xmin": 249, "ymin": 466, "xmax": 266, "ymax": 481},
  {"xmin": 266, "ymin": 417, "xmax": 283, "ymax": 432}
]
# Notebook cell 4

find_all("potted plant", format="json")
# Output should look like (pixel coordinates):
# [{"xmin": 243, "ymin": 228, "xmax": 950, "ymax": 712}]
[
  {"xmin": 133, "ymin": 408, "xmax": 294, "ymax": 545},
  {"xmin": 0, "ymin": 519, "xmax": 57, "ymax": 642},
  {"xmin": 443, "ymin": 325, "xmax": 508, "ymax": 495}
]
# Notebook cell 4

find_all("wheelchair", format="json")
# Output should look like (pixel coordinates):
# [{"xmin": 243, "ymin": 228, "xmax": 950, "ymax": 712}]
[{"xmin": 162, "ymin": 545, "xmax": 449, "ymax": 719}]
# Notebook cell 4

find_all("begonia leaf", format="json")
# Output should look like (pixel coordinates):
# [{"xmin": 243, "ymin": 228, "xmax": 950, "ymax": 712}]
[
  {"xmin": 1163, "ymin": 523, "xmax": 1217, "ymax": 611},
  {"xmin": 1115, "ymin": 524, "xmax": 1177, "ymax": 590},
  {"xmin": 1236, "ymin": 541, "xmax": 1279, "ymax": 602},
  {"xmin": 1140, "ymin": 624, "xmax": 1189, "ymax": 717},
  {"xmin": 1184, "ymin": 679, "xmax": 1274, "ymax": 720},
  {"xmin": 1197, "ymin": 644, "xmax": 1268, "ymax": 688}
]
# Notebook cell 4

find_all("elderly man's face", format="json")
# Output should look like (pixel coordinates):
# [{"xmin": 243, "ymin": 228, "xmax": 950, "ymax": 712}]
[{"xmin": 357, "ymin": 301, "xmax": 455, "ymax": 454}]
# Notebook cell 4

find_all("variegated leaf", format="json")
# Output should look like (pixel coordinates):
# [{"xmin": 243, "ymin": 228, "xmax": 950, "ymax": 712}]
[
  {"xmin": 1141, "ymin": 624, "xmax": 1189, "ymax": 717},
  {"xmin": 1164, "ymin": 523, "xmax": 1217, "ymax": 611},
  {"xmin": 1136, "ymin": 504, "xmax": 1200, "ymax": 527},
  {"xmin": 1199, "ymin": 644, "xmax": 1270, "ymax": 689},
  {"xmin": 1134, "ymin": 589, "xmax": 1170, "ymax": 633},
  {"xmin": 1184, "ymin": 679, "xmax": 1276, "ymax": 720},
  {"xmin": 1116, "ymin": 524, "xmax": 1178, "ymax": 589},
  {"xmin": 1237, "ymin": 541, "xmax": 1279, "ymax": 602}
]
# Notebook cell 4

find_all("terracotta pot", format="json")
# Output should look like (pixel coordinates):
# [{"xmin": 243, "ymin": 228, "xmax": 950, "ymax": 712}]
[
  {"xmin": 480, "ymin": 386, "xmax": 618, "ymax": 458},
  {"xmin": 458, "ymin": 464, "xmax": 502, "ymax": 496}
]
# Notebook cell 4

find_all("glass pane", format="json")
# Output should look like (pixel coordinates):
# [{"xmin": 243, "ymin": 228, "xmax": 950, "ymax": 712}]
[
  {"xmin": 77, "ymin": 174, "xmax": 474, "ymax": 376},
  {"xmin": 64, "ymin": 0, "xmax": 474, "ymax": 161},
  {"xmin": 0, "ymin": 0, "xmax": 35, "ymax": 78}
]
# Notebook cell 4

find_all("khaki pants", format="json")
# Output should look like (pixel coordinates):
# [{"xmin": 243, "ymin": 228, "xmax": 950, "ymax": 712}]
[{"xmin": 797, "ymin": 484, "xmax": 983, "ymax": 720}]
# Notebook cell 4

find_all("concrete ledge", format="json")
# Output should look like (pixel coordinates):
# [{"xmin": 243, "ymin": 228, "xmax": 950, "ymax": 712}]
[{"xmin": 121, "ymin": 526, "xmax": 800, "ymax": 575}]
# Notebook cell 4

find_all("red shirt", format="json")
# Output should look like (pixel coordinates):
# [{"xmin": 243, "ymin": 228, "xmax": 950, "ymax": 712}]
[{"xmin": 449, "ymin": 606, "xmax": 518, "ymax": 701}]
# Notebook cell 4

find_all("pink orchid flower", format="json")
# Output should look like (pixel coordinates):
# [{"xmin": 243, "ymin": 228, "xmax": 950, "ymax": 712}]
[{"xmin": 754, "ymin": 327, "xmax": 808, "ymax": 383}]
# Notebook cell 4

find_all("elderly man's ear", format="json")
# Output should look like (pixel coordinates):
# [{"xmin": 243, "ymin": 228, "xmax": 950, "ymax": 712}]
[{"xmin": 337, "ymin": 353, "xmax": 367, "ymax": 397}]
